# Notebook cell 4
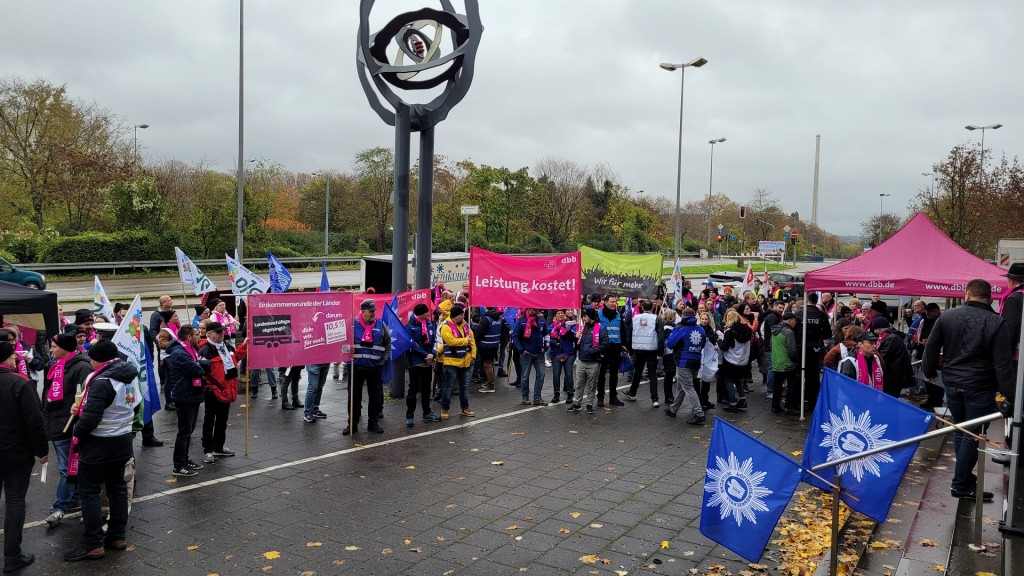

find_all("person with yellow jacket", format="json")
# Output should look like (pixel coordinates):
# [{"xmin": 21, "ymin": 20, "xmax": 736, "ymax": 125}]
[{"xmin": 437, "ymin": 305, "xmax": 477, "ymax": 420}]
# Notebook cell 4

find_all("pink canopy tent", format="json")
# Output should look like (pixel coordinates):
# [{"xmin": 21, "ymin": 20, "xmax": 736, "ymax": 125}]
[{"xmin": 805, "ymin": 212, "xmax": 1010, "ymax": 300}]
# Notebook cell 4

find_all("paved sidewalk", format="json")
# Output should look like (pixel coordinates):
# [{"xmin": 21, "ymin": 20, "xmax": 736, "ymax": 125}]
[{"xmin": 13, "ymin": 371, "xmax": 814, "ymax": 575}]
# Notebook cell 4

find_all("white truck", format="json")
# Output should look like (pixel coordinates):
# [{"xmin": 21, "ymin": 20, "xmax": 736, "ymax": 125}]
[{"xmin": 996, "ymin": 238, "xmax": 1024, "ymax": 269}]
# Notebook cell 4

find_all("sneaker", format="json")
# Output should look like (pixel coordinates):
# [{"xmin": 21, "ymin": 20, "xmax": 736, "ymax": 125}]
[
  {"xmin": 552, "ymin": 394, "xmax": 560, "ymax": 403},
  {"xmin": 545, "ymin": 359, "xmax": 552, "ymax": 367},
  {"xmin": 313, "ymin": 410, "xmax": 327, "ymax": 419},
  {"xmin": 532, "ymin": 400, "xmax": 548, "ymax": 406},
  {"xmin": 172, "ymin": 467, "xmax": 198, "ymax": 477},
  {"xmin": 663, "ymin": 408, "xmax": 676, "ymax": 418},
  {"xmin": 461, "ymin": 408, "xmax": 476, "ymax": 417},
  {"xmin": 422, "ymin": 412, "xmax": 441, "ymax": 422},
  {"xmin": 441, "ymin": 410, "xmax": 449, "ymax": 420},
  {"xmin": 479, "ymin": 385, "xmax": 495, "ymax": 393},
  {"xmin": 652, "ymin": 400, "xmax": 660, "ymax": 407},
  {"xmin": 687, "ymin": 415, "xmax": 707, "ymax": 425},
  {"xmin": 271, "ymin": 391, "xmax": 279, "ymax": 400},
  {"xmin": 303, "ymin": 414, "xmax": 317, "ymax": 423},
  {"xmin": 765, "ymin": 391, "xmax": 774, "ymax": 399},
  {"xmin": 565, "ymin": 397, "xmax": 573, "ymax": 404},
  {"xmin": 951, "ymin": 489, "xmax": 994, "ymax": 502},
  {"xmin": 736, "ymin": 399, "xmax": 748, "ymax": 410},
  {"xmin": 213, "ymin": 448, "xmax": 235, "ymax": 457},
  {"xmin": 186, "ymin": 461, "xmax": 204, "ymax": 470},
  {"xmin": 406, "ymin": 418, "xmax": 415, "ymax": 427},
  {"xmin": 45, "ymin": 509, "xmax": 65, "ymax": 528},
  {"xmin": 203, "ymin": 452, "xmax": 216, "ymax": 464},
  {"xmin": 622, "ymin": 393, "xmax": 636, "ymax": 401},
  {"xmin": 585, "ymin": 405, "xmax": 594, "ymax": 414},
  {"xmin": 566, "ymin": 403, "xmax": 581, "ymax": 412}
]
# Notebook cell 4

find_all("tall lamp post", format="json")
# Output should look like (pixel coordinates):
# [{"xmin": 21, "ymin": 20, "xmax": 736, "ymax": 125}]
[
  {"xmin": 660, "ymin": 57, "xmax": 707, "ymax": 264},
  {"xmin": 921, "ymin": 172, "xmax": 934, "ymax": 194},
  {"xmin": 133, "ymin": 124, "xmax": 149, "ymax": 166},
  {"xmin": 314, "ymin": 172, "xmax": 331, "ymax": 256},
  {"xmin": 877, "ymin": 193, "xmax": 891, "ymax": 246},
  {"xmin": 235, "ymin": 0, "xmax": 245, "ymax": 262},
  {"xmin": 965, "ymin": 123, "xmax": 1002, "ymax": 189},
  {"xmin": 706, "ymin": 137, "xmax": 726, "ymax": 246}
]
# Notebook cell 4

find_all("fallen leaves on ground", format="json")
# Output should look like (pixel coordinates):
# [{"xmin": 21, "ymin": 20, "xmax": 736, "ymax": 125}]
[
  {"xmin": 579, "ymin": 554, "xmax": 600, "ymax": 564},
  {"xmin": 436, "ymin": 536, "xmax": 446, "ymax": 542},
  {"xmin": 569, "ymin": 511, "xmax": 582, "ymax": 518},
  {"xmin": 682, "ymin": 550, "xmax": 694, "ymax": 557},
  {"xmin": 403, "ymin": 465, "xmax": 416, "ymax": 470},
  {"xmin": 491, "ymin": 461, "xmax": 505, "ymax": 466},
  {"xmin": 305, "ymin": 542, "xmax": 322, "ymax": 547},
  {"xmin": 920, "ymin": 538, "xmax": 938, "ymax": 547},
  {"xmin": 511, "ymin": 432, "xmax": 525, "ymax": 436},
  {"xmin": 506, "ymin": 524, "xmax": 519, "ymax": 531},
  {"xmin": 165, "ymin": 477, "xmax": 177, "ymax": 484},
  {"xmin": 409, "ymin": 547, "xmax": 423, "ymax": 553},
  {"xmin": 381, "ymin": 548, "xmax": 392, "ymax": 555},
  {"xmin": 747, "ymin": 564, "xmax": 769, "ymax": 571},
  {"xmin": 344, "ymin": 546, "xmax": 360, "ymax": 551},
  {"xmin": 932, "ymin": 565, "xmax": 945, "ymax": 572},
  {"xmin": 331, "ymin": 560, "xmax": 345, "ymax": 566},
  {"xmin": 772, "ymin": 489, "xmax": 857, "ymax": 575},
  {"xmin": 660, "ymin": 540, "xmax": 669, "ymax": 549},
  {"xmin": 976, "ymin": 572, "xmax": 998, "ymax": 576},
  {"xmin": 299, "ymin": 572, "xmax": 315, "ymax": 576},
  {"xmin": 263, "ymin": 551, "xmax": 280, "ymax": 560},
  {"xmin": 568, "ymin": 430, "xmax": 579, "ymax": 434},
  {"xmin": 559, "ymin": 528, "xmax": 571, "ymax": 534},
  {"xmin": 403, "ymin": 537, "xmax": 411, "ymax": 545},
  {"xmin": 187, "ymin": 545, "xmax": 200, "ymax": 551},
  {"xmin": 790, "ymin": 450, "xmax": 803, "ymax": 456},
  {"xmin": 589, "ymin": 523, "xmax": 603, "ymax": 528}
]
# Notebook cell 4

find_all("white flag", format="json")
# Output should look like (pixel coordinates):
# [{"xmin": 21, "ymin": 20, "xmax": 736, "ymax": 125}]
[
  {"xmin": 175, "ymin": 247, "xmax": 217, "ymax": 295},
  {"xmin": 671, "ymin": 260, "xmax": 683, "ymax": 300},
  {"xmin": 226, "ymin": 253, "xmax": 269, "ymax": 296},
  {"xmin": 111, "ymin": 295, "xmax": 146, "ymax": 410},
  {"xmin": 739, "ymin": 264, "xmax": 755, "ymax": 296},
  {"xmin": 92, "ymin": 276, "xmax": 114, "ymax": 320}
]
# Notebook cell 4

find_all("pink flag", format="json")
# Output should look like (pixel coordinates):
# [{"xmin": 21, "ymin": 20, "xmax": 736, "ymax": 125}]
[
  {"xmin": 246, "ymin": 291, "xmax": 355, "ymax": 369},
  {"xmin": 469, "ymin": 247, "xmax": 582, "ymax": 309},
  {"xmin": 359, "ymin": 288, "xmax": 433, "ymax": 319}
]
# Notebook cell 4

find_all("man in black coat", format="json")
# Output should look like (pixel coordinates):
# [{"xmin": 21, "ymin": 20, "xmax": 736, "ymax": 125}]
[
  {"xmin": 870, "ymin": 316, "xmax": 914, "ymax": 398},
  {"xmin": 0, "ymin": 341, "xmax": 49, "ymax": 573},
  {"xmin": 795, "ymin": 292, "xmax": 830, "ymax": 406}
]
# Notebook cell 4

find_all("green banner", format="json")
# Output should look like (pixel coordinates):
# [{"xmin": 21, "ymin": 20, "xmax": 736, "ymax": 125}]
[{"xmin": 580, "ymin": 246, "xmax": 663, "ymax": 298}]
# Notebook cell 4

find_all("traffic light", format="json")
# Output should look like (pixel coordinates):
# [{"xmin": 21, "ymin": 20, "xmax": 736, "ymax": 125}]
[
  {"xmin": 716, "ymin": 233, "xmax": 723, "ymax": 242},
  {"xmin": 791, "ymin": 230, "xmax": 799, "ymax": 245},
  {"xmin": 739, "ymin": 206, "xmax": 745, "ymax": 219}
]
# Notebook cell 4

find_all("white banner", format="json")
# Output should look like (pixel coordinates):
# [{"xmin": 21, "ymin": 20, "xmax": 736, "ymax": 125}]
[
  {"xmin": 175, "ymin": 247, "xmax": 217, "ymax": 295},
  {"xmin": 92, "ymin": 276, "xmax": 114, "ymax": 320},
  {"xmin": 757, "ymin": 240, "xmax": 787, "ymax": 256},
  {"xmin": 226, "ymin": 253, "xmax": 270, "ymax": 296},
  {"xmin": 111, "ymin": 295, "xmax": 145, "ymax": 410}
]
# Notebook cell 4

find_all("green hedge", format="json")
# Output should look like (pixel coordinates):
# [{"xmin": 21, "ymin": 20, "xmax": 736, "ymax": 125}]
[{"xmin": 39, "ymin": 231, "xmax": 179, "ymax": 263}]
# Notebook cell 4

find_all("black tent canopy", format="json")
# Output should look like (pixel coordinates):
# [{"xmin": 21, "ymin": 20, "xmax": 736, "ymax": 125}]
[{"xmin": 0, "ymin": 280, "xmax": 60, "ymax": 336}]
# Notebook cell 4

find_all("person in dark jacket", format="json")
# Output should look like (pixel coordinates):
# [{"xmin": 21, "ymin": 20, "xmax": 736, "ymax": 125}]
[
  {"xmin": 913, "ymin": 303, "xmax": 944, "ymax": 409},
  {"xmin": 870, "ymin": 316, "xmax": 913, "ymax": 398},
  {"xmin": 42, "ymin": 333, "xmax": 93, "ymax": 528},
  {"xmin": 63, "ymin": 339, "xmax": 138, "ymax": 563},
  {"xmin": 513, "ymin": 309, "xmax": 549, "ymax": 406},
  {"xmin": 1000, "ymin": 263, "xmax": 1024, "ymax": 365},
  {"xmin": 197, "ymin": 323, "xmax": 246, "ymax": 463},
  {"xmin": 795, "ymin": 292, "xmax": 830, "ymax": 407},
  {"xmin": 0, "ymin": 341, "xmax": 48, "ymax": 573},
  {"xmin": 596, "ymin": 295, "xmax": 630, "ymax": 408},
  {"xmin": 664, "ymin": 309, "xmax": 707, "ymax": 425},
  {"xmin": 567, "ymin": 308, "xmax": 608, "ymax": 414},
  {"xmin": 548, "ymin": 310, "xmax": 577, "ymax": 404},
  {"xmin": 166, "ymin": 326, "xmax": 210, "ymax": 478},
  {"xmin": 405, "ymin": 304, "xmax": 441, "ymax": 425},
  {"xmin": 474, "ymin": 308, "xmax": 503, "ymax": 394},
  {"xmin": 923, "ymin": 279, "xmax": 1015, "ymax": 502},
  {"xmin": 771, "ymin": 312, "xmax": 800, "ymax": 414}
]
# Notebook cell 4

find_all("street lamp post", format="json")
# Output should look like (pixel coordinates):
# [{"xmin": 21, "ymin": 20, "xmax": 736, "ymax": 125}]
[
  {"xmin": 236, "ymin": 0, "xmax": 245, "ymax": 262},
  {"xmin": 707, "ymin": 137, "xmax": 726, "ymax": 246},
  {"xmin": 661, "ymin": 57, "xmax": 708, "ymax": 265},
  {"xmin": 878, "ymin": 193, "xmax": 891, "ymax": 246},
  {"xmin": 965, "ymin": 123, "xmax": 1002, "ymax": 190},
  {"xmin": 133, "ymin": 124, "xmax": 149, "ymax": 166},
  {"xmin": 921, "ymin": 172, "xmax": 935, "ymax": 194}
]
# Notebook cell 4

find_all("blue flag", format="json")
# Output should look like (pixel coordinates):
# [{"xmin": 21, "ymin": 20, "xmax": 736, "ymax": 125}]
[
  {"xmin": 142, "ymin": 342, "xmax": 160, "ymax": 424},
  {"xmin": 319, "ymin": 262, "xmax": 330, "ymax": 292},
  {"xmin": 381, "ymin": 297, "xmax": 414, "ymax": 385},
  {"xmin": 701, "ymin": 419, "xmax": 802, "ymax": 563},
  {"xmin": 501, "ymin": 307, "xmax": 519, "ymax": 326},
  {"xmin": 267, "ymin": 251, "xmax": 292, "ymax": 293},
  {"xmin": 801, "ymin": 369, "xmax": 934, "ymax": 522}
]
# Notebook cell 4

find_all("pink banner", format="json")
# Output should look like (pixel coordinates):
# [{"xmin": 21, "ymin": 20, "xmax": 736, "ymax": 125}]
[
  {"xmin": 357, "ymin": 288, "xmax": 434, "ymax": 319},
  {"xmin": 469, "ymin": 247, "xmax": 582, "ymax": 309},
  {"xmin": 246, "ymin": 292, "xmax": 354, "ymax": 369}
]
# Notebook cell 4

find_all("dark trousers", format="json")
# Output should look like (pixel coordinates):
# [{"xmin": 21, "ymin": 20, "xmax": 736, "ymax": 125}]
[
  {"xmin": 350, "ymin": 365, "xmax": 384, "ymax": 426},
  {"xmin": 628, "ymin": 350, "xmax": 660, "ymax": 400},
  {"xmin": 78, "ymin": 457, "xmax": 130, "ymax": 549},
  {"xmin": 173, "ymin": 403, "xmax": 201, "ymax": 470},
  {"xmin": 597, "ymin": 342, "xmax": 623, "ymax": 401},
  {"xmin": 945, "ymin": 385, "xmax": 997, "ymax": 492},
  {"xmin": 278, "ymin": 366, "xmax": 302, "ymax": 400},
  {"xmin": 511, "ymin": 348, "xmax": 523, "ymax": 385},
  {"xmin": 406, "ymin": 365, "xmax": 433, "ymax": 418},
  {"xmin": 774, "ymin": 369, "xmax": 799, "ymax": 411},
  {"xmin": 159, "ymin": 362, "xmax": 171, "ymax": 405},
  {"xmin": 1, "ymin": 460, "xmax": 33, "ymax": 560},
  {"xmin": 802, "ymin": 347, "xmax": 822, "ymax": 406},
  {"xmin": 202, "ymin": 391, "xmax": 230, "ymax": 453},
  {"xmin": 662, "ymin": 355, "xmax": 676, "ymax": 403}
]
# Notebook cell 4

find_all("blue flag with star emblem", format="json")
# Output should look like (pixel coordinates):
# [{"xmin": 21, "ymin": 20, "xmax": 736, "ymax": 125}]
[
  {"xmin": 266, "ymin": 251, "xmax": 292, "ymax": 293},
  {"xmin": 701, "ymin": 419, "xmax": 802, "ymax": 563},
  {"xmin": 801, "ymin": 369, "xmax": 934, "ymax": 522}
]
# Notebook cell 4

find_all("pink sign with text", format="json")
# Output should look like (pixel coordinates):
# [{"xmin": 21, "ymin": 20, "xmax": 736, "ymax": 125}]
[
  {"xmin": 469, "ymin": 247, "xmax": 582, "ymax": 309},
  {"xmin": 358, "ymin": 288, "xmax": 434, "ymax": 319},
  {"xmin": 246, "ymin": 292, "xmax": 354, "ymax": 369}
]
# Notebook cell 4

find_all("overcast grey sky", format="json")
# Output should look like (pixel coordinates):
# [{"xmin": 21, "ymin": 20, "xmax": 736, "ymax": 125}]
[{"xmin": 5, "ymin": 1, "xmax": 1021, "ymax": 235}]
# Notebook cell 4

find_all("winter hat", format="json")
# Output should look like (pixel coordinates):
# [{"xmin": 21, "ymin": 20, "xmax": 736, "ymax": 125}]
[
  {"xmin": 160, "ymin": 310, "xmax": 174, "ymax": 324},
  {"xmin": 869, "ymin": 301, "xmax": 888, "ymax": 315},
  {"xmin": 74, "ymin": 309, "xmax": 94, "ymax": 325},
  {"xmin": 88, "ymin": 338, "xmax": 119, "ymax": 362},
  {"xmin": 0, "ymin": 341, "xmax": 13, "ymax": 363},
  {"xmin": 584, "ymin": 308, "xmax": 599, "ymax": 322},
  {"xmin": 869, "ymin": 316, "xmax": 891, "ymax": 331},
  {"xmin": 413, "ymin": 303, "xmax": 429, "ymax": 316},
  {"xmin": 450, "ymin": 304, "xmax": 465, "ymax": 319},
  {"xmin": 194, "ymin": 304, "xmax": 207, "ymax": 316},
  {"xmin": 205, "ymin": 321, "xmax": 225, "ymax": 334},
  {"xmin": 53, "ymin": 332, "xmax": 78, "ymax": 353}
]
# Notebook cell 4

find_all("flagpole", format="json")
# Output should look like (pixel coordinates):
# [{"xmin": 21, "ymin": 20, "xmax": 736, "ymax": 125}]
[
  {"xmin": 244, "ymin": 368, "xmax": 250, "ymax": 456},
  {"xmin": 799, "ymin": 291, "xmax": 808, "ymax": 420},
  {"xmin": 348, "ymin": 357, "xmax": 354, "ymax": 438},
  {"xmin": 178, "ymin": 278, "xmax": 191, "ymax": 316},
  {"xmin": 829, "ymin": 474, "xmax": 841, "ymax": 576}
]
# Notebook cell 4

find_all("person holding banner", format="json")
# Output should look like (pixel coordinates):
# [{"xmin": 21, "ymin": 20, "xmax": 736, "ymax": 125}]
[
  {"xmin": 344, "ymin": 300, "xmax": 391, "ymax": 435},
  {"xmin": 438, "ymin": 305, "xmax": 476, "ymax": 419},
  {"xmin": 405, "ymin": 303, "xmax": 441, "ymax": 426},
  {"xmin": 197, "ymin": 323, "xmax": 246, "ymax": 462},
  {"xmin": 41, "ymin": 333, "xmax": 93, "ymax": 529},
  {"xmin": 513, "ymin": 308, "xmax": 549, "ymax": 406},
  {"xmin": 597, "ymin": 295, "xmax": 629, "ymax": 408}
]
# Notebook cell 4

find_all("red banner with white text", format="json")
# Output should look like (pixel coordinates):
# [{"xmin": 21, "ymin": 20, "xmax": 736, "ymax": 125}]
[
  {"xmin": 356, "ymin": 288, "xmax": 433, "ymax": 319},
  {"xmin": 469, "ymin": 247, "xmax": 582, "ymax": 309}
]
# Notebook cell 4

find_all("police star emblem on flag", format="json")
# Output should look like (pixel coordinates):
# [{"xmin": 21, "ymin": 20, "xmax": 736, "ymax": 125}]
[{"xmin": 818, "ymin": 405, "xmax": 895, "ymax": 481}]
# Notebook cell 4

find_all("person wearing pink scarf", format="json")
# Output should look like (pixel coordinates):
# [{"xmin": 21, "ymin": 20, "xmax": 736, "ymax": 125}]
[
  {"xmin": 838, "ymin": 332, "xmax": 885, "ymax": 391},
  {"xmin": 566, "ymin": 308, "xmax": 608, "ymax": 414}
]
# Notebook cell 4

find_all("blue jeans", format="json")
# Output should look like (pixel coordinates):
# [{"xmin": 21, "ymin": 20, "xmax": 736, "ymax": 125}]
[
  {"xmin": 519, "ymin": 351, "xmax": 546, "ymax": 401},
  {"xmin": 764, "ymin": 349, "xmax": 774, "ymax": 389},
  {"xmin": 550, "ymin": 353, "xmax": 575, "ymax": 397},
  {"xmin": 304, "ymin": 363, "xmax": 329, "ymax": 417},
  {"xmin": 250, "ymin": 368, "xmax": 277, "ymax": 393},
  {"xmin": 442, "ymin": 365, "xmax": 471, "ymax": 410},
  {"xmin": 945, "ymin": 385, "xmax": 997, "ymax": 492},
  {"xmin": 51, "ymin": 438, "xmax": 78, "ymax": 513}
]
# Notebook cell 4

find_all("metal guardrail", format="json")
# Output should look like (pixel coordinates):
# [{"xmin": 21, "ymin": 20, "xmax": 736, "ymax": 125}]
[{"xmin": 26, "ymin": 255, "xmax": 363, "ymax": 273}]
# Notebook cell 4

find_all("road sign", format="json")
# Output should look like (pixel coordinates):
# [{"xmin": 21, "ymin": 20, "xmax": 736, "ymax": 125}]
[
  {"xmin": 717, "ymin": 223, "xmax": 724, "ymax": 230},
  {"xmin": 460, "ymin": 205, "xmax": 479, "ymax": 215},
  {"xmin": 783, "ymin": 225, "xmax": 792, "ymax": 232},
  {"xmin": 784, "ymin": 231, "xmax": 791, "ymax": 239},
  {"xmin": 728, "ymin": 234, "xmax": 736, "ymax": 240}
]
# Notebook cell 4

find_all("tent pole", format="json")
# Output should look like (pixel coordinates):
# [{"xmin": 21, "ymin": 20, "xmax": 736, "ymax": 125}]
[{"xmin": 800, "ymin": 291, "xmax": 808, "ymax": 420}]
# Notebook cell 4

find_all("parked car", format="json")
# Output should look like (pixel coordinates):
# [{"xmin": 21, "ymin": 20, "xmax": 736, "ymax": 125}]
[
  {"xmin": 0, "ymin": 256, "xmax": 46, "ymax": 289},
  {"xmin": 768, "ymin": 272, "xmax": 804, "ymax": 297},
  {"xmin": 702, "ymin": 272, "xmax": 745, "ymax": 290}
]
